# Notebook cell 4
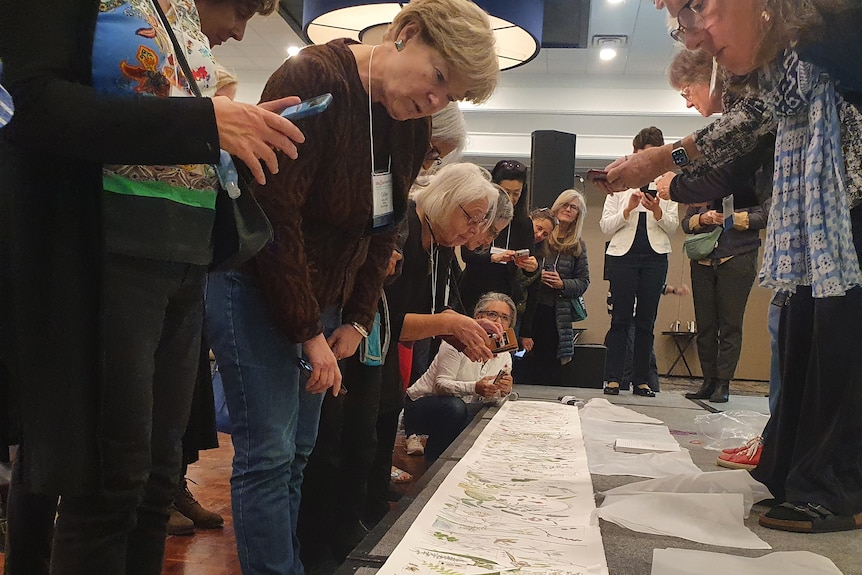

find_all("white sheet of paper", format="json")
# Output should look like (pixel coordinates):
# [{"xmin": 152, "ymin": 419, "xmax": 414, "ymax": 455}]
[
  {"xmin": 601, "ymin": 470, "xmax": 773, "ymax": 518},
  {"xmin": 596, "ymin": 493, "xmax": 770, "ymax": 549},
  {"xmin": 580, "ymin": 418, "xmax": 701, "ymax": 478},
  {"xmin": 651, "ymin": 549, "xmax": 843, "ymax": 575},
  {"xmin": 614, "ymin": 438, "xmax": 681, "ymax": 453},
  {"xmin": 579, "ymin": 397, "xmax": 664, "ymax": 424}
]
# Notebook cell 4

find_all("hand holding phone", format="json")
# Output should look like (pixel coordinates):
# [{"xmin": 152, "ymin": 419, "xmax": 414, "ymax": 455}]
[
  {"xmin": 280, "ymin": 93, "xmax": 333, "ymax": 120},
  {"xmin": 587, "ymin": 169, "xmax": 608, "ymax": 182},
  {"xmin": 513, "ymin": 249, "xmax": 530, "ymax": 258}
]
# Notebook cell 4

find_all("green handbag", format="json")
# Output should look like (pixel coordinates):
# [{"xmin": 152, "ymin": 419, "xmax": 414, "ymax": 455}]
[
  {"xmin": 684, "ymin": 227, "xmax": 722, "ymax": 260},
  {"xmin": 571, "ymin": 295, "xmax": 588, "ymax": 322}
]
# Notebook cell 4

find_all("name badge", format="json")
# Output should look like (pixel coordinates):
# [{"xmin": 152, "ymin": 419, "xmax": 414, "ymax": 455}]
[{"xmin": 372, "ymin": 170, "xmax": 394, "ymax": 228}]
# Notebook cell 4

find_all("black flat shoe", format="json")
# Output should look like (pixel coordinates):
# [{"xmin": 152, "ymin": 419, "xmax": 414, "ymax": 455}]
[
  {"xmin": 603, "ymin": 384, "xmax": 620, "ymax": 395},
  {"xmin": 633, "ymin": 385, "xmax": 655, "ymax": 397}
]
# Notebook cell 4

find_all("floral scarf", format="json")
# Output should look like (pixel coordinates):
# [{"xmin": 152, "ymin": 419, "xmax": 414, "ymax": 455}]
[{"xmin": 758, "ymin": 50, "xmax": 862, "ymax": 297}]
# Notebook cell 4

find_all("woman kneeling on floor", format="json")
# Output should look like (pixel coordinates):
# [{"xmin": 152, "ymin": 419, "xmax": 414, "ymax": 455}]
[{"xmin": 403, "ymin": 292, "xmax": 515, "ymax": 464}]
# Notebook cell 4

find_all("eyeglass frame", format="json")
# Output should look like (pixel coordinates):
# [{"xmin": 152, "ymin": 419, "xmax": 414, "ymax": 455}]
[
  {"xmin": 679, "ymin": 85, "xmax": 693, "ymax": 102},
  {"xmin": 476, "ymin": 308, "xmax": 512, "ymax": 325},
  {"xmin": 669, "ymin": 0, "xmax": 705, "ymax": 44},
  {"xmin": 459, "ymin": 203, "xmax": 492, "ymax": 228},
  {"xmin": 559, "ymin": 202, "xmax": 580, "ymax": 212},
  {"xmin": 424, "ymin": 144, "xmax": 443, "ymax": 166}
]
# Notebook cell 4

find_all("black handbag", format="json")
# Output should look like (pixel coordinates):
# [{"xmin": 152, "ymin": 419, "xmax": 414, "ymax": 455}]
[{"xmin": 152, "ymin": 0, "xmax": 273, "ymax": 272}]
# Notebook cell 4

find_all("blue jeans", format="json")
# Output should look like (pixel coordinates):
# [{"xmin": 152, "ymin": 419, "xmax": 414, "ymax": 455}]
[
  {"xmin": 403, "ymin": 395, "xmax": 483, "ymax": 464},
  {"xmin": 767, "ymin": 303, "xmax": 781, "ymax": 417},
  {"xmin": 206, "ymin": 270, "xmax": 340, "ymax": 575}
]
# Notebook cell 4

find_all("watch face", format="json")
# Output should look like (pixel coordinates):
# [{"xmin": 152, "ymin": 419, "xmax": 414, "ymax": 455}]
[{"xmin": 671, "ymin": 147, "xmax": 689, "ymax": 167}]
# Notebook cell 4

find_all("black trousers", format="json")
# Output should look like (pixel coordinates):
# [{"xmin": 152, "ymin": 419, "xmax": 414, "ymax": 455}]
[
  {"xmin": 49, "ymin": 254, "xmax": 205, "ymax": 575},
  {"xmin": 690, "ymin": 251, "xmax": 757, "ymax": 380},
  {"xmin": 298, "ymin": 354, "xmax": 383, "ymax": 565},
  {"xmin": 752, "ymin": 206, "xmax": 862, "ymax": 516},
  {"xmin": 605, "ymin": 254, "xmax": 667, "ymax": 385}
]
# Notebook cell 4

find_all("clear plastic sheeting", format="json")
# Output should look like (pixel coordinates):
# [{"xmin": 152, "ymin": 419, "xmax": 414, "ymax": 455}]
[
  {"xmin": 599, "ymin": 470, "xmax": 773, "ymax": 519},
  {"xmin": 651, "ymin": 549, "xmax": 844, "ymax": 575},
  {"xmin": 694, "ymin": 410, "xmax": 769, "ymax": 451},
  {"xmin": 596, "ymin": 493, "xmax": 771, "ymax": 549}
]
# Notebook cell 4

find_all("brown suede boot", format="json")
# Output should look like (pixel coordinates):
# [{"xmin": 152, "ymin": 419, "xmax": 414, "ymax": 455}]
[
  {"xmin": 174, "ymin": 478, "xmax": 224, "ymax": 529},
  {"xmin": 167, "ymin": 504, "xmax": 195, "ymax": 536}
]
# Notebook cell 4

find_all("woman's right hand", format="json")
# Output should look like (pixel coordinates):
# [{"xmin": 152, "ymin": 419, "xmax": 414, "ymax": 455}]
[
  {"xmin": 302, "ymin": 333, "xmax": 342, "ymax": 395},
  {"xmin": 521, "ymin": 337, "xmax": 534, "ymax": 352},
  {"xmin": 699, "ymin": 210, "xmax": 724, "ymax": 226},
  {"xmin": 443, "ymin": 311, "xmax": 495, "ymax": 362},
  {"xmin": 211, "ymin": 96, "xmax": 306, "ymax": 186},
  {"xmin": 490, "ymin": 249, "xmax": 516, "ymax": 264}
]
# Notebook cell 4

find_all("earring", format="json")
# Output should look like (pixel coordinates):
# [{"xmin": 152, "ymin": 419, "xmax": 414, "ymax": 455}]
[
  {"xmin": 761, "ymin": 10, "xmax": 771, "ymax": 21},
  {"xmin": 395, "ymin": 39, "xmax": 404, "ymax": 51}
]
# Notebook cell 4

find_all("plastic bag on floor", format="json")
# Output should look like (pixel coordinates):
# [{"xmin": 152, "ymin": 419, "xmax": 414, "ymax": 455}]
[{"xmin": 694, "ymin": 410, "xmax": 769, "ymax": 451}]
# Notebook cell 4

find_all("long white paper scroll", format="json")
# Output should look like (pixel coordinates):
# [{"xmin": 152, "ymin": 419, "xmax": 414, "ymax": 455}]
[{"xmin": 377, "ymin": 400, "xmax": 609, "ymax": 575}]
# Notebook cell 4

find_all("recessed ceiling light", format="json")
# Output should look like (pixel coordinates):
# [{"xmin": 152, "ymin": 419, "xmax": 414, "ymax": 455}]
[
  {"xmin": 607, "ymin": 0, "xmax": 625, "ymax": 4},
  {"xmin": 599, "ymin": 47, "xmax": 617, "ymax": 61},
  {"xmin": 287, "ymin": 45, "xmax": 301, "ymax": 57}
]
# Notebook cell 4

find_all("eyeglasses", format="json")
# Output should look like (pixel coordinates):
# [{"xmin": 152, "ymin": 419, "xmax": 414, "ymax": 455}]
[
  {"xmin": 679, "ymin": 85, "xmax": 693, "ymax": 102},
  {"xmin": 477, "ymin": 309, "xmax": 511, "ymax": 324},
  {"xmin": 560, "ymin": 202, "xmax": 580, "ymax": 212},
  {"xmin": 670, "ymin": 0, "xmax": 705, "ymax": 44},
  {"xmin": 459, "ymin": 203, "xmax": 491, "ymax": 228},
  {"xmin": 494, "ymin": 160, "xmax": 527, "ymax": 174},
  {"xmin": 425, "ymin": 145, "xmax": 443, "ymax": 166}
]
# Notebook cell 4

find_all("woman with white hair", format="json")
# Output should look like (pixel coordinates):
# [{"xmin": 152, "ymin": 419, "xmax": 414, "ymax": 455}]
[
  {"xmin": 520, "ymin": 189, "xmax": 591, "ymax": 386},
  {"xmin": 404, "ymin": 292, "xmax": 516, "ymax": 463}
]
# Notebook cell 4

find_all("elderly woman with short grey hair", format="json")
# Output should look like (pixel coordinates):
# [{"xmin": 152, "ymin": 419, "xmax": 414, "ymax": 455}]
[{"xmin": 403, "ymin": 292, "xmax": 516, "ymax": 463}]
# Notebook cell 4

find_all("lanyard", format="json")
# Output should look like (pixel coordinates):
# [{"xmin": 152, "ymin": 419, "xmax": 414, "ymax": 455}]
[{"xmin": 367, "ymin": 46, "xmax": 391, "ymax": 174}]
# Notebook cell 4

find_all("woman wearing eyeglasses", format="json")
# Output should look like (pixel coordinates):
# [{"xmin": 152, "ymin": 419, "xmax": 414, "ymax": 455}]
[
  {"xmin": 519, "ymin": 190, "xmax": 591, "ymax": 386},
  {"xmin": 601, "ymin": 127, "xmax": 679, "ymax": 397},
  {"xmin": 403, "ymin": 292, "xmax": 516, "ymax": 464},
  {"xmin": 459, "ymin": 159, "xmax": 538, "ymax": 319}
]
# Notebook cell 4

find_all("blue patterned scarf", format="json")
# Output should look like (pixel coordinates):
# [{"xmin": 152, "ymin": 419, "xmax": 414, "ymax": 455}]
[{"xmin": 759, "ymin": 50, "xmax": 862, "ymax": 297}]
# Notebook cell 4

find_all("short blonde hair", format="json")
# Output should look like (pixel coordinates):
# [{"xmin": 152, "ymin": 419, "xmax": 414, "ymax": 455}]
[
  {"xmin": 385, "ymin": 0, "xmax": 498, "ymax": 104},
  {"xmin": 549, "ymin": 189, "xmax": 587, "ymax": 256},
  {"xmin": 414, "ymin": 163, "xmax": 499, "ymax": 237}
]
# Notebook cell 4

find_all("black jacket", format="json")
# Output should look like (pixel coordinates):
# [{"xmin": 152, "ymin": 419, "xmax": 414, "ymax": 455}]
[{"xmin": 0, "ymin": 0, "xmax": 220, "ymax": 494}]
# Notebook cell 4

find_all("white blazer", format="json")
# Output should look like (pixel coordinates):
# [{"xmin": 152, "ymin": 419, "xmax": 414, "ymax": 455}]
[{"xmin": 600, "ymin": 189, "xmax": 679, "ymax": 256}]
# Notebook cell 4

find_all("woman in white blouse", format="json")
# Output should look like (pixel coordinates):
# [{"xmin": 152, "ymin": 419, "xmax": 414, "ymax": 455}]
[
  {"xmin": 403, "ymin": 292, "xmax": 515, "ymax": 463},
  {"xmin": 600, "ymin": 127, "xmax": 679, "ymax": 397}
]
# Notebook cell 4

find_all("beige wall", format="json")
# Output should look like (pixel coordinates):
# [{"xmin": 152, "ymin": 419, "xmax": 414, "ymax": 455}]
[{"xmin": 574, "ymin": 181, "xmax": 771, "ymax": 381}]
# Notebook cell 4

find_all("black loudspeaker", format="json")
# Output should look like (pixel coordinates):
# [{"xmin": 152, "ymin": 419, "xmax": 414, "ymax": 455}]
[
  {"xmin": 559, "ymin": 344, "xmax": 607, "ymax": 388},
  {"xmin": 529, "ymin": 130, "xmax": 577, "ymax": 210}
]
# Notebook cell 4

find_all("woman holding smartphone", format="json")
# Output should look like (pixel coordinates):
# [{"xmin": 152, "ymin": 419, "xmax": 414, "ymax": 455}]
[
  {"xmin": 519, "ymin": 190, "xmax": 590, "ymax": 386},
  {"xmin": 600, "ymin": 128, "xmax": 679, "ymax": 397},
  {"xmin": 403, "ymin": 292, "xmax": 516, "ymax": 464}
]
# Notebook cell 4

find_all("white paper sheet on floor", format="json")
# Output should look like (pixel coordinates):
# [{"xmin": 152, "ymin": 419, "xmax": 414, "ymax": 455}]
[
  {"xmin": 578, "ymin": 402, "xmax": 701, "ymax": 478},
  {"xmin": 650, "ymin": 549, "xmax": 843, "ymax": 575},
  {"xmin": 579, "ymin": 397, "xmax": 663, "ymax": 424},
  {"xmin": 596, "ymin": 492, "xmax": 770, "ymax": 549},
  {"xmin": 600, "ymin": 469, "xmax": 773, "ymax": 518}
]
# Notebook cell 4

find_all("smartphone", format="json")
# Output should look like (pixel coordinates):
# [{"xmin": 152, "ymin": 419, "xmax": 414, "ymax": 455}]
[
  {"xmin": 491, "ymin": 367, "xmax": 510, "ymax": 386},
  {"xmin": 280, "ymin": 93, "xmax": 333, "ymax": 120},
  {"xmin": 297, "ymin": 356, "xmax": 347, "ymax": 395},
  {"xmin": 586, "ymin": 169, "xmax": 608, "ymax": 182},
  {"xmin": 542, "ymin": 264, "xmax": 556, "ymax": 272},
  {"xmin": 514, "ymin": 249, "xmax": 530, "ymax": 258}
]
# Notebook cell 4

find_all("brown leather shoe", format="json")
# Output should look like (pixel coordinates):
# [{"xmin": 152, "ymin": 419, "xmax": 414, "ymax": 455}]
[
  {"xmin": 167, "ymin": 504, "xmax": 195, "ymax": 536},
  {"xmin": 175, "ymin": 478, "xmax": 224, "ymax": 529}
]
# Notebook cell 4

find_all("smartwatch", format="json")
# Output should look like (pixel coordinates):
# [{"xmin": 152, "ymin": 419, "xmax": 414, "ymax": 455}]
[{"xmin": 671, "ymin": 144, "xmax": 690, "ymax": 168}]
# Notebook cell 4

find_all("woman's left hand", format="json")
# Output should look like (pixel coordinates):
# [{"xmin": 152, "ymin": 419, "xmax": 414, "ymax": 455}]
[
  {"xmin": 327, "ymin": 324, "xmax": 365, "ymax": 360},
  {"xmin": 541, "ymin": 270, "xmax": 563, "ymax": 289},
  {"xmin": 655, "ymin": 172, "xmax": 675, "ymax": 200},
  {"xmin": 515, "ymin": 255, "xmax": 538, "ymax": 272}
]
